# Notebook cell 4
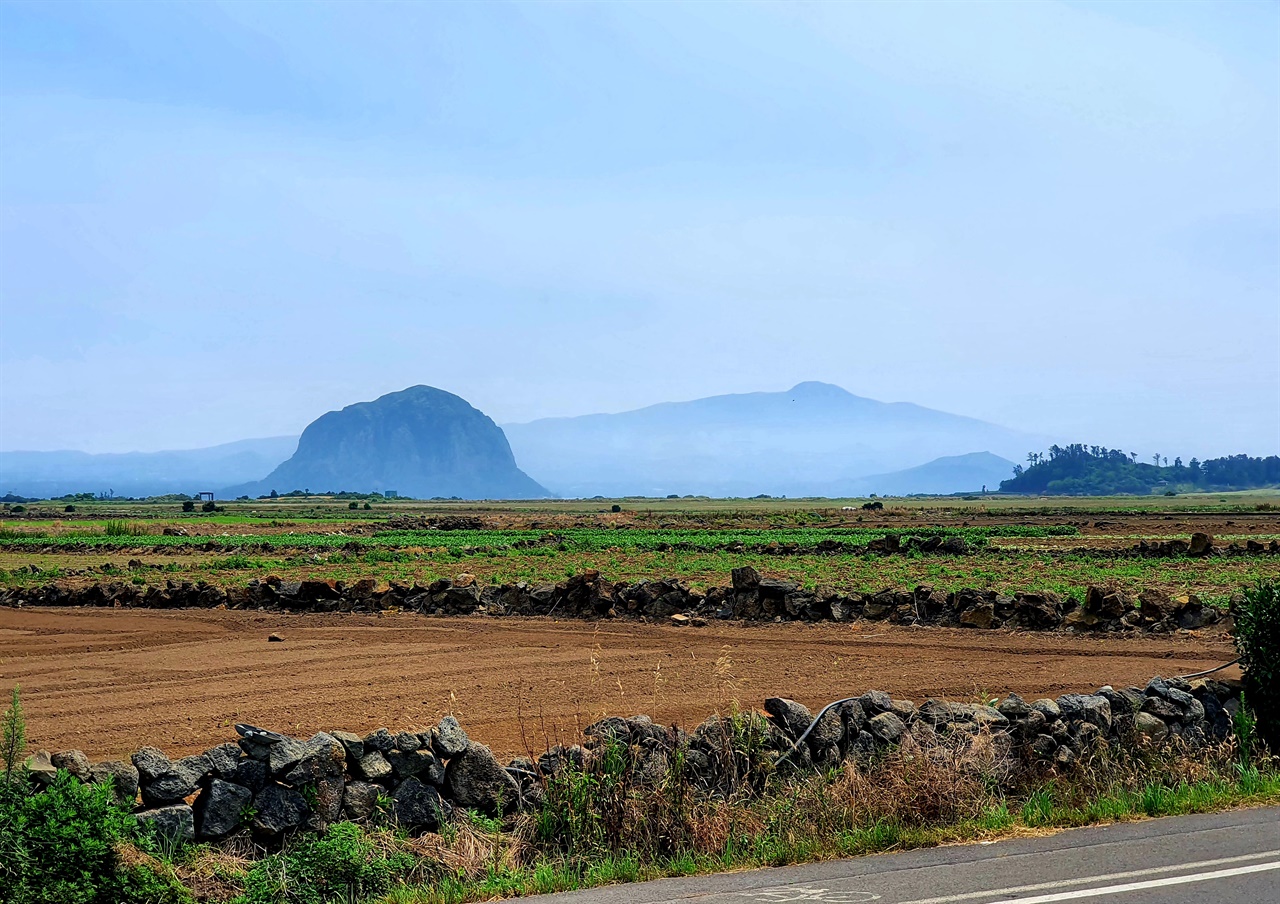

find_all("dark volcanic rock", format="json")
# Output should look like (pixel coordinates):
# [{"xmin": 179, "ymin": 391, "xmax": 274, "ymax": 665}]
[
  {"xmin": 445, "ymin": 742, "xmax": 522, "ymax": 815},
  {"xmin": 195, "ymin": 779, "xmax": 253, "ymax": 839},
  {"xmin": 237, "ymin": 385, "xmax": 548, "ymax": 500},
  {"xmin": 392, "ymin": 777, "xmax": 446, "ymax": 830},
  {"xmin": 433, "ymin": 716, "xmax": 470, "ymax": 758},
  {"xmin": 253, "ymin": 785, "xmax": 310, "ymax": 836}
]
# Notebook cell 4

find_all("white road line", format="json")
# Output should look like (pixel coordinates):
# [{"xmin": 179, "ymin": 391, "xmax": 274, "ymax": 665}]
[
  {"xmin": 894, "ymin": 849, "xmax": 1280, "ymax": 904},
  {"xmin": 988, "ymin": 860, "xmax": 1280, "ymax": 903}
]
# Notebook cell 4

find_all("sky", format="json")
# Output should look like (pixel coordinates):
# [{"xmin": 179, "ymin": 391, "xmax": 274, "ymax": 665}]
[{"xmin": 1, "ymin": 0, "xmax": 1277, "ymax": 459}]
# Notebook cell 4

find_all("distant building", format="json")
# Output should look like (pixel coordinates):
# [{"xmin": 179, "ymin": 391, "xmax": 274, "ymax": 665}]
[
  {"xmin": 197, "ymin": 491, "xmax": 215, "ymax": 502},
  {"xmin": 385, "ymin": 490, "xmax": 398, "ymax": 498}
]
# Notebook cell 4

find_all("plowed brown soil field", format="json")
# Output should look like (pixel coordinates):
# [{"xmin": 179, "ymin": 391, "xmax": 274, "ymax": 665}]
[{"xmin": 0, "ymin": 607, "xmax": 1238, "ymax": 760}]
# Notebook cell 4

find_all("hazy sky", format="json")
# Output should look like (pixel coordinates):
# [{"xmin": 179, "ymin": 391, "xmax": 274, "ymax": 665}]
[{"xmin": 1, "ymin": 0, "xmax": 1277, "ymax": 458}]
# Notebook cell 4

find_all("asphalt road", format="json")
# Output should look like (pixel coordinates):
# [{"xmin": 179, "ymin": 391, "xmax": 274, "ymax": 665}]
[{"xmin": 528, "ymin": 807, "xmax": 1280, "ymax": 904}]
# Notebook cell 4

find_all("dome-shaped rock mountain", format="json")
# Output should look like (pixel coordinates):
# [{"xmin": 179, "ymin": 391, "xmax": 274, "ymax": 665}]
[{"xmin": 246, "ymin": 386, "xmax": 548, "ymax": 499}]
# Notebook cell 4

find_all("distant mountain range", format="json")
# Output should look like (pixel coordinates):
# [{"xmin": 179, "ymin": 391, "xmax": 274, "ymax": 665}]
[
  {"xmin": 803, "ymin": 452, "xmax": 1018, "ymax": 498},
  {"xmin": 0, "ymin": 437, "xmax": 298, "ymax": 499},
  {"xmin": 503, "ymin": 382, "xmax": 1032, "ymax": 497},
  {"xmin": 1, "ymin": 382, "xmax": 1034, "ymax": 499}
]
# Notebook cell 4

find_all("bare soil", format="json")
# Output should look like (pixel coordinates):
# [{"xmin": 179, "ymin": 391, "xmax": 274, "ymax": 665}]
[{"xmin": 0, "ymin": 607, "xmax": 1238, "ymax": 760}]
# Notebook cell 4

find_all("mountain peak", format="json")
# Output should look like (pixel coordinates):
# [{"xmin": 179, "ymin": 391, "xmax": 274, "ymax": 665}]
[
  {"xmin": 787, "ymin": 381, "xmax": 854, "ymax": 398},
  {"xmin": 236, "ymin": 385, "xmax": 549, "ymax": 499}
]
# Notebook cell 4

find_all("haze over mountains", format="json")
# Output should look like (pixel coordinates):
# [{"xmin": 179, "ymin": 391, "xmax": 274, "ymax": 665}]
[
  {"xmin": 0, "ymin": 382, "xmax": 1032, "ymax": 499},
  {"xmin": 0, "ymin": 437, "xmax": 298, "ymax": 499},
  {"xmin": 225, "ymin": 386, "xmax": 547, "ymax": 500},
  {"xmin": 503, "ymin": 382, "xmax": 1029, "ymax": 497}
]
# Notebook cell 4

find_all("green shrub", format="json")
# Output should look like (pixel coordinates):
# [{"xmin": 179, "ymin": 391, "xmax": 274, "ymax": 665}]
[
  {"xmin": 201, "ymin": 501, "xmax": 217, "ymax": 513},
  {"xmin": 103, "ymin": 521, "xmax": 148, "ymax": 537},
  {"xmin": 236, "ymin": 822, "xmax": 411, "ymax": 904},
  {"xmin": 1235, "ymin": 579, "xmax": 1280, "ymax": 748},
  {"xmin": 181, "ymin": 501, "xmax": 195, "ymax": 513},
  {"xmin": 0, "ymin": 771, "xmax": 186, "ymax": 904}
]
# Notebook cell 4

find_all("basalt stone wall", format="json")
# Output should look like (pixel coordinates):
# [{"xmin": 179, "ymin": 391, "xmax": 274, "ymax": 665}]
[
  {"xmin": 22, "ymin": 675, "xmax": 1243, "ymax": 845},
  {"xmin": 1, "ymin": 567, "xmax": 1231, "ymax": 633}
]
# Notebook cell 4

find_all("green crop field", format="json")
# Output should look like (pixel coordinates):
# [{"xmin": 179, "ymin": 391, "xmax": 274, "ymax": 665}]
[{"xmin": 2, "ymin": 494, "xmax": 1277, "ymax": 602}]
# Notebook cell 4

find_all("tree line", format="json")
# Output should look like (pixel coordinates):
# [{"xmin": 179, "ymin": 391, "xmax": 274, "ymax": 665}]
[{"xmin": 999, "ymin": 444, "xmax": 1280, "ymax": 495}]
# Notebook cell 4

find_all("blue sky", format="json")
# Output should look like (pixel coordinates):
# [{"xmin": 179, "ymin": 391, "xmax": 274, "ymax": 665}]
[{"xmin": 1, "ymin": 0, "xmax": 1277, "ymax": 457}]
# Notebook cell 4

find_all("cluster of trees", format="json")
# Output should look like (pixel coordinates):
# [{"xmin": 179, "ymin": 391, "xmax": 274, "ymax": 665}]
[
  {"xmin": 1000, "ymin": 444, "xmax": 1280, "ymax": 495},
  {"xmin": 257, "ymin": 489, "xmax": 396, "ymax": 500}
]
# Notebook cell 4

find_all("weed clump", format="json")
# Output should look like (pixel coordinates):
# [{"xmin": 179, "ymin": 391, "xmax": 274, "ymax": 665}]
[{"xmin": 1235, "ymin": 578, "xmax": 1280, "ymax": 747}]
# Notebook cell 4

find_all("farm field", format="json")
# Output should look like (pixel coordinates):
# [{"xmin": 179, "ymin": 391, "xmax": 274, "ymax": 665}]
[
  {"xmin": 2, "ymin": 494, "xmax": 1278, "ymax": 601},
  {"xmin": 0, "ymin": 606, "xmax": 1237, "ymax": 760},
  {"xmin": 1, "ymin": 494, "xmax": 1273, "ymax": 760}
]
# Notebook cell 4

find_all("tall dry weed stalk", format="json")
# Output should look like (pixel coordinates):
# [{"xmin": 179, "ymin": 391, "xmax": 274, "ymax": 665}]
[{"xmin": 712, "ymin": 646, "xmax": 739, "ymax": 708}]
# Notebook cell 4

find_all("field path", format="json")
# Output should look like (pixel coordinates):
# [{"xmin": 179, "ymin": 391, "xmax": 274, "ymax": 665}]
[{"xmin": 0, "ymin": 607, "xmax": 1238, "ymax": 759}]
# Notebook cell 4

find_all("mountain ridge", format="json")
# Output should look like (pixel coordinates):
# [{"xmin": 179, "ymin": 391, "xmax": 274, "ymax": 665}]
[
  {"xmin": 1, "ymin": 382, "xmax": 1043, "ymax": 499},
  {"xmin": 503, "ymin": 382, "xmax": 1044, "ymax": 497},
  {"xmin": 0, "ymin": 437, "xmax": 299, "ymax": 499}
]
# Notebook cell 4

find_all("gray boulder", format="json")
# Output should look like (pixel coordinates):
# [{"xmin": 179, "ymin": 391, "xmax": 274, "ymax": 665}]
[
  {"xmin": 355, "ymin": 750, "xmax": 393, "ymax": 782},
  {"xmin": 807, "ymin": 706, "xmax": 844, "ymax": 753},
  {"xmin": 433, "ymin": 716, "xmax": 470, "ymax": 758},
  {"xmin": 1097, "ymin": 686, "xmax": 1144, "ymax": 717},
  {"xmin": 24, "ymin": 750, "xmax": 57, "ymax": 785},
  {"xmin": 763, "ymin": 698, "xmax": 813, "ymax": 740},
  {"xmin": 537, "ymin": 745, "xmax": 584, "ymax": 776},
  {"xmin": 131, "ymin": 746, "xmax": 173, "ymax": 783},
  {"xmin": 143, "ymin": 754, "xmax": 212, "ymax": 806},
  {"xmin": 867, "ymin": 711, "xmax": 906, "ymax": 744},
  {"xmin": 387, "ymin": 749, "xmax": 443, "ymax": 783},
  {"xmin": 846, "ymin": 730, "xmax": 878, "ymax": 764},
  {"xmin": 331, "ymin": 730, "xmax": 365, "ymax": 762},
  {"xmin": 253, "ymin": 785, "xmax": 309, "ymax": 836},
  {"xmin": 89, "ymin": 760, "xmax": 140, "ymax": 802},
  {"xmin": 51, "ymin": 749, "xmax": 92, "ymax": 780},
  {"xmin": 1134, "ymin": 712, "xmax": 1169, "ymax": 743},
  {"xmin": 859, "ymin": 690, "xmax": 893, "ymax": 715},
  {"xmin": 282, "ymin": 733, "xmax": 346, "ymax": 785},
  {"xmin": 267, "ymin": 736, "xmax": 309, "ymax": 777},
  {"xmin": 1141, "ymin": 695, "xmax": 1183, "ymax": 722},
  {"xmin": 917, "ymin": 699, "xmax": 966, "ymax": 727},
  {"xmin": 308, "ymin": 774, "xmax": 346, "ymax": 830},
  {"xmin": 195, "ymin": 779, "xmax": 252, "ymax": 839},
  {"xmin": 1031, "ymin": 698, "xmax": 1061, "ymax": 721},
  {"xmin": 445, "ymin": 742, "xmax": 522, "ymax": 815},
  {"xmin": 1029, "ymin": 734, "xmax": 1057, "ymax": 760},
  {"xmin": 997, "ymin": 693, "xmax": 1031, "ymax": 719},
  {"xmin": 364, "ymin": 728, "xmax": 396, "ymax": 753},
  {"xmin": 1056, "ymin": 695, "xmax": 1111, "ymax": 732},
  {"xmin": 392, "ymin": 777, "xmax": 446, "ymax": 830},
  {"xmin": 343, "ymin": 781, "xmax": 383, "ymax": 821},
  {"xmin": 204, "ymin": 742, "xmax": 242, "ymax": 778},
  {"xmin": 232, "ymin": 758, "xmax": 268, "ymax": 793},
  {"xmin": 138, "ymin": 804, "xmax": 195, "ymax": 843}
]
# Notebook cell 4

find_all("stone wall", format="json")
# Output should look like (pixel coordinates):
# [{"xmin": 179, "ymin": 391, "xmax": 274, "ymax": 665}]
[
  {"xmin": 2, "ymin": 567, "xmax": 1231, "ymax": 633},
  {"xmin": 22, "ymin": 674, "xmax": 1242, "ymax": 845}
]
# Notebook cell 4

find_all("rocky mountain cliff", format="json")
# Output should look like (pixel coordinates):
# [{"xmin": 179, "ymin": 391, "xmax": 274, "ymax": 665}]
[{"xmin": 232, "ymin": 386, "xmax": 548, "ymax": 499}]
